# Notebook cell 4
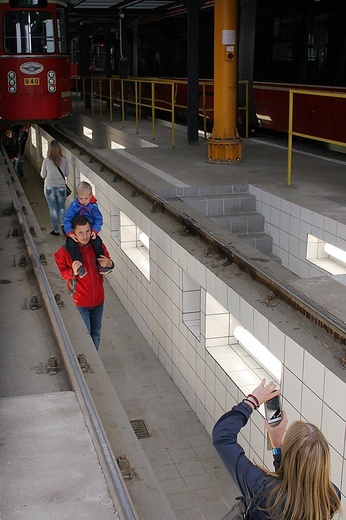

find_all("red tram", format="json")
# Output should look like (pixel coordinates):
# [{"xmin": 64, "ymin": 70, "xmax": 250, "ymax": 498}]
[
  {"xmin": 252, "ymin": 82, "xmax": 346, "ymax": 144},
  {"xmin": 0, "ymin": 0, "xmax": 71, "ymax": 124}
]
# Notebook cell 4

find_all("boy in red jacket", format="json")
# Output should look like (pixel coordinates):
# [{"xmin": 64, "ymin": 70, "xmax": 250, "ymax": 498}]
[
  {"xmin": 63, "ymin": 181, "xmax": 105, "ymax": 277},
  {"xmin": 54, "ymin": 215, "xmax": 114, "ymax": 350}
]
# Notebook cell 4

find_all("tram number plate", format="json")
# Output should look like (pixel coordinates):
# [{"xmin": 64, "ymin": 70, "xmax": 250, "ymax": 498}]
[{"xmin": 24, "ymin": 77, "xmax": 40, "ymax": 86}]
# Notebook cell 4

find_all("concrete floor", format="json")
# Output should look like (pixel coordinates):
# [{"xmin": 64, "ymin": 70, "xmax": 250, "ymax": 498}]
[
  {"xmin": 0, "ymin": 392, "xmax": 119, "ymax": 520},
  {"xmin": 4, "ymin": 104, "xmax": 346, "ymax": 519}
]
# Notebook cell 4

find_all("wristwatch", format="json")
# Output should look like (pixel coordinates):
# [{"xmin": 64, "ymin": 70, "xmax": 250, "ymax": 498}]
[{"xmin": 272, "ymin": 447, "xmax": 282, "ymax": 455}]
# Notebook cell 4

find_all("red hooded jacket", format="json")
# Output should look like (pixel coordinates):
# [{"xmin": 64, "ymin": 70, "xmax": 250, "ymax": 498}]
[{"xmin": 54, "ymin": 241, "xmax": 112, "ymax": 307}]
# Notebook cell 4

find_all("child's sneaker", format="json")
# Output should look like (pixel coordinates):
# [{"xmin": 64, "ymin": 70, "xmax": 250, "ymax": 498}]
[
  {"xmin": 68, "ymin": 278, "xmax": 77, "ymax": 295},
  {"xmin": 98, "ymin": 265, "xmax": 112, "ymax": 275},
  {"xmin": 77, "ymin": 265, "xmax": 87, "ymax": 278}
]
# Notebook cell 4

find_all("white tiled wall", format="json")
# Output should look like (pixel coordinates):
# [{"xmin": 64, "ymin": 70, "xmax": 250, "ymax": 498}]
[
  {"xmin": 32, "ymin": 128, "xmax": 345, "ymax": 515},
  {"xmin": 250, "ymin": 185, "xmax": 346, "ymax": 279}
]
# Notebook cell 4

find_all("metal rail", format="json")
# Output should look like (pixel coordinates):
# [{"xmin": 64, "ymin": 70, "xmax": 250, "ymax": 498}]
[
  {"xmin": 1, "ymin": 149, "xmax": 139, "ymax": 520},
  {"xmin": 72, "ymin": 75, "xmax": 250, "ymax": 141},
  {"xmin": 287, "ymin": 89, "xmax": 346, "ymax": 186},
  {"xmin": 47, "ymin": 124, "xmax": 346, "ymax": 347}
]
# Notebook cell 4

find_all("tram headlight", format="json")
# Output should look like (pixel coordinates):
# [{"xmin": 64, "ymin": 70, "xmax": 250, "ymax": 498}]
[
  {"xmin": 7, "ymin": 71, "xmax": 17, "ymax": 94},
  {"xmin": 47, "ymin": 70, "xmax": 56, "ymax": 93}
]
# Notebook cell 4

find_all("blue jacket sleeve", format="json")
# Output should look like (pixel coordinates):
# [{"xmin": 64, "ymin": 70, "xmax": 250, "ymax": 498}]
[
  {"xmin": 63, "ymin": 199, "xmax": 79, "ymax": 234},
  {"xmin": 212, "ymin": 401, "xmax": 266, "ymax": 499},
  {"xmin": 90, "ymin": 204, "xmax": 103, "ymax": 233}
]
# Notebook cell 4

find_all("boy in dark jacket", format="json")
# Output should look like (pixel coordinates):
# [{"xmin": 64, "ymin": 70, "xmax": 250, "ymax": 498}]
[{"xmin": 2, "ymin": 128, "xmax": 25, "ymax": 180}]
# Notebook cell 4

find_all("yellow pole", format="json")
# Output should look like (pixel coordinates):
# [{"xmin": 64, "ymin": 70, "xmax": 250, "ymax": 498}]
[
  {"xmin": 121, "ymin": 80, "xmax": 125, "ymax": 128},
  {"xmin": 202, "ymin": 83, "xmax": 207, "ymax": 139},
  {"xmin": 245, "ymin": 80, "xmax": 249, "ymax": 139},
  {"xmin": 91, "ymin": 78, "xmax": 94, "ymax": 115},
  {"xmin": 287, "ymin": 90, "xmax": 293, "ymax": 186},
  {"xmin": 99, "ymin": 78, "xmax": 102, "ymax": 117},
  {"xmin": 109, "ymin": 78, "xmax": 113, "ymax": 123},
  {"xmin": 151, "ymin": 81, "xmax": 155, "ymax": 140},
  {"xmin": 171, "ymin": 82, "xmax": 175, "ymax": 148},
  {"xmin": 208, "ymin": 0, "xmax": 242, "ymax": 163},
  {"xmin": 214, "ymin": 0, "xmax": 236, "ymax": 138},
  {"xmin": 82, "ymin": 77, "xmax": 85, "ymax": 112},
  {"xmin": 135, "ymin": 81, "xmax": 139, "ymax": 134},
  {"xmin": 76, "ymin": 77, "xmax": 79, "ymax": 112}
]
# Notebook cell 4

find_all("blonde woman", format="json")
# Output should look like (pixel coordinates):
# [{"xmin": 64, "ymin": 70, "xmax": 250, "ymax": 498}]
[
  {"xmin": 40, "ymin": 140, "xmax": 69, "ymax": 236},
  {"xmin": 213, "ymin": 379, "xmax": 341, "ymax": 520}
]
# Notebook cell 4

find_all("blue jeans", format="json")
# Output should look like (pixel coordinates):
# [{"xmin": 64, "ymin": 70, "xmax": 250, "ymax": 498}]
[
  {"xmin": 13, "ymin": 157, "xmax": 24, "ymax": 178},
  {"xmin": 44, "ymin": 186, "xmax": 67, "ymax": 233},
  {"xmin": 76, "ymin": 302, "xmax": 104, "ymax": 350}
]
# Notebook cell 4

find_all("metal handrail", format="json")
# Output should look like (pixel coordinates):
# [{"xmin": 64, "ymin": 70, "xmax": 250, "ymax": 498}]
[
  {"xmin": 287, "ymin": 89, "xmax": 346, "ymax": 185},
  {"xmin": 74, "ymin": 75, "xmax": 249, "ymax": 143}
]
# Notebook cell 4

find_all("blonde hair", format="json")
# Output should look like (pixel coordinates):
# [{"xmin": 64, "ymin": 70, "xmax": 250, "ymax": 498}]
[
  {"xmin": 76, "ymin": 181, "xmax": 93, "ymax": 196},
  {"xmin": 47, "ymin": 140, "xmax": 63, "ymax": 167},
  {"xmin": 264, "ymin": 421, "xmax": 341, "ymax": 520}
]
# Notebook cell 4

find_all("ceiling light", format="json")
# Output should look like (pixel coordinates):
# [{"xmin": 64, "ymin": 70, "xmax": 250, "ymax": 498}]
[{"xmin": 233, "ymin": 325, "xmax": 282, "ymax": 382}]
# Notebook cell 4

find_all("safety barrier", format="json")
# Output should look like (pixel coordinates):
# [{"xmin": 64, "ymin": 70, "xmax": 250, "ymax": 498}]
[
  {"xmin": 72, "ymin": 76, "xmax": 249, "ymax": 146},
  {"xmin": 287, "ymin": 89, "xmax": 346, "ymax": 186}
]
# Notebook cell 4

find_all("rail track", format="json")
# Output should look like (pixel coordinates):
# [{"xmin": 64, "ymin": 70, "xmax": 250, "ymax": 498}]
[{"xmin": 1, "ymin": 142, "xmax": 140, "ymax": 520}]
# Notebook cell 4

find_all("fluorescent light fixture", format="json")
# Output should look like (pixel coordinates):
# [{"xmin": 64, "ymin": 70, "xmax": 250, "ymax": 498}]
[
  {"xmin": 138, "ymin": 232, "xmax": 149, "ymax": 250},
  {"xmin": 31, "ymin": 126, "xmax": 37, "ymax": 148},
  {"xmin": 41, "ymin": 136, "xmax": 48, "ymax": 158},
  {"xmin": 256, "ymin": 114, "xmax": 272, "ymax": 122},
  {"xmin": 83, "ymin": 126, "xmax": 93, "ymax": 139},
  {"xmin": 233, "ymin": 325, "xmax": 281, "ymax": 382},
  {"xmin": 324, "ymin": 243, "xmax": 346, "ymax": 265},
  {"xmin": 111, "ymin": 140, "xmax": 125, "ymax": 150}
]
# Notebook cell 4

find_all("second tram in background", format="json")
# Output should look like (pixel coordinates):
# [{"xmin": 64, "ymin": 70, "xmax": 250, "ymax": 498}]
[
  {"xmin": 85, "ymin": 0, "xmax": 346, "ymax": 143},
  {"xmin": 0, "ymin": 0, "xmax": 71, "ymax": 125}
]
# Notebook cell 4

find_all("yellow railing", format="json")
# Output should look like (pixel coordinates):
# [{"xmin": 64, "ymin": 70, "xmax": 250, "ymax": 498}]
[
  {"xmin": 287, "ymin": 89, "xmax": 346, "ymax": 186},
  {"xmin": 72, "ymin": 75, "xmax": 250, "ymax": 146}
]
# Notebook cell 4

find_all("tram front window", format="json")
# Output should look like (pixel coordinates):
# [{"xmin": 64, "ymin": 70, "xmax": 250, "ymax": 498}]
[
  {"xmin": 4, "ymin": 11, "xmax": 55, "ymax": 54},
  {"xmin": 56, "ymin": 7, "xmax": 68, "ymax": 54}
]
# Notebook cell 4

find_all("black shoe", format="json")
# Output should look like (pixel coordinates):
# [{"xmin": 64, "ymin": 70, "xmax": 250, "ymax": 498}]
[
  {"xmin": 50, "ymin": 230, "xmax": 60, "ymax": 236},
  {"xmin": 77, "ymin": 265, "xmax": 87, "ymax": 278}
]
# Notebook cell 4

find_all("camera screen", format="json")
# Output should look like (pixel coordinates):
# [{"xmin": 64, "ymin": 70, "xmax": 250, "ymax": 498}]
[{"xmin": 265, "ymin": 396, "xmax": 281, "ymax": 422}]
